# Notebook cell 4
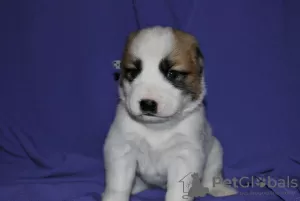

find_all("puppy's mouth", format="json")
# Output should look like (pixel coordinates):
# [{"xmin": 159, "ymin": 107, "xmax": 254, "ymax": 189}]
[
  {"xmin": 142, "ymin": 112, "xmax": 155, "ymax": 117},
  {"xmin": 138, "ymin": 113, "xmax": 168, "ymax": 124},
  {"xmin": 128, "ymin": 109, "xmax": 176, "ymax": 124},
  {"xmin": 141, "ymin": 111, "xmax": 167, "ymax": 118},
  {"xmin": 139, "ymin": 112, "xmax": 170, "ymax": 121}
]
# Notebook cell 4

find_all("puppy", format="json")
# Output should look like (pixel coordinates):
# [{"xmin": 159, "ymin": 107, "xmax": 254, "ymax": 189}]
[{"xmin": 102, "ymin": 26, "xmax": 237, "ymax": 201}]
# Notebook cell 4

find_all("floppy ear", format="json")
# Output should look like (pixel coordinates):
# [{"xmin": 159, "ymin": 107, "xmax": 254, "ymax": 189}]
[
  {"xmin": 194, "ymin": 45, "xmax": 204, "ymax": 75},
  {"xmin": 194, "ymin": 45, "xmax": 207, "ymax": 102},
  {"xmin": 195, "ymin": 46, "xmax": 203, "ymax": 59}
]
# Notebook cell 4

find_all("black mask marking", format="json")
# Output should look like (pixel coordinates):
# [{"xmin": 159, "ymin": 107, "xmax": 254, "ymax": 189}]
[
  {"xmin": 159, "ymin": 57, "xmax": 189, "ymax": 90},
  {"xmin": 122, "ymin": 59, "xmax": 142, "ymax": 83}
]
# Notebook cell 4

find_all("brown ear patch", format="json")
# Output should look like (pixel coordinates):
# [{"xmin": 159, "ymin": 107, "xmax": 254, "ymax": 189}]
[
  {"xmin": 119, "ymin": 28, "xmax": 204, "ymax": 100},
  {"xmin": 119, "ymin": 31, "xmax": 139, "ymax": 86},
  {"xmin": 170, "ymin": 29, "xmax": 204, "ymax": 100}
]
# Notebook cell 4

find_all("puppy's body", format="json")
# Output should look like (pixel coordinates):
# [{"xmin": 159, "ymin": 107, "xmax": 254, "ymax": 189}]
[{"xmin": 102, "ymin": 26, "xmax": 237, "ymax": 201}]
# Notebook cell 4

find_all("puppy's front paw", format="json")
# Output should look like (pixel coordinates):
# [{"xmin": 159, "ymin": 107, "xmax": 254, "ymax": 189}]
[
  {"xmin": 209, "ymin": 184, "xmax": 238, "ymax": 197},
  {"xmin": 102, "ymin": 190, "xmax": 130, "ymax": 201}
]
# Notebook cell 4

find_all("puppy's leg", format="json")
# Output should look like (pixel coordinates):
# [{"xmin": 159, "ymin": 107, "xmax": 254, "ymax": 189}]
[
  {"xmin": 165, "ymin": 149, "xmax": 205, "ymax": 201},
  {"xmin": 202, "ymin": 137, "xmax": 238, "ymax": 197},
  {"xmin": 131, "ymin": 176, "xmax": 150, "ymax": 195},
  {"xmin": 102, "ymin": 145, "xmax": 136, "ymax": 201}
]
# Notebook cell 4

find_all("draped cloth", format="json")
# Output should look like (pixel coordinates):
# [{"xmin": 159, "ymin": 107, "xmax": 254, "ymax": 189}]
[{"xmin": 0, "ymin": 1, "xmax": 299, "ymax": 200}]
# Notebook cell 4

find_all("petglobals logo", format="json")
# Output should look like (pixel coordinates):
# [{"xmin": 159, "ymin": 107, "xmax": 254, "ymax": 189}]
[{"xmin": 213, "ymin": 176, "xmax": 298, "ymax": 189}]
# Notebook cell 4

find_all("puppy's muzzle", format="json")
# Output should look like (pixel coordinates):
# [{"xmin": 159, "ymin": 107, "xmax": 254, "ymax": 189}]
[{"xmin": 139, "ymin": 99, "xmax": 157, "ymax": 116}]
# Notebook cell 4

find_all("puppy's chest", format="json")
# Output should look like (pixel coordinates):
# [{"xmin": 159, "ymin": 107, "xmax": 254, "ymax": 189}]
[{"xmin": 134, "ymin": 140, "xmax": 169, "ymax": 186}]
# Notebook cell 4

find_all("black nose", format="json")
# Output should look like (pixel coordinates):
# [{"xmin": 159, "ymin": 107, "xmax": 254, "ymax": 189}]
[{"xmin": 139, "ymin": 99, "xmax": 157, "ymax": 114}]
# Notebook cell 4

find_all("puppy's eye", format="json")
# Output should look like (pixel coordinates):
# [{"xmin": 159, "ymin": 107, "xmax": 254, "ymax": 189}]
[
  {"xmin": 124, "ymin": 68, "xmax": 140, "ymax": 82},
  {"xmin": 167, "ymin": 70, "xmax": 188, "ymax": 83}
]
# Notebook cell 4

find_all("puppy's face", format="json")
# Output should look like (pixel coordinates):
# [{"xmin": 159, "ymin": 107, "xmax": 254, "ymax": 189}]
[{"xmin": 119, "ymin": 27, "xmax": 205, "ymax": 123}]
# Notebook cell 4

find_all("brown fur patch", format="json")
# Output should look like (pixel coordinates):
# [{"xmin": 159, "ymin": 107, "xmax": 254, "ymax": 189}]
[
  {"xmin": 120, "ymin": 28, "xmax": 204, "ymax": 100},
  {"xmin": 170, "ymin": 29, "xmax": 204, "ymax": 100},
  {"xmin": 121, "ymin": 31, "xmax": 139, "ymax": 68},
  {"xmin": 119, "ymin": 31, "xmax": 139, "ymax": 86}
]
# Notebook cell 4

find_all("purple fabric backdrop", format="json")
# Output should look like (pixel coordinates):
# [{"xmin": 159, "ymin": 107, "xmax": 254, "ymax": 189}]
[{"xmin": 0, "ymin": 0, "xmax": 299, "ymax": 201}]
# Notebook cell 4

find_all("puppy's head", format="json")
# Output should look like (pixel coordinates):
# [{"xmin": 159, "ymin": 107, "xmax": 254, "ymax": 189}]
[{"xmin": 119, "ymin": 26, "xmax": 206, "ymax": 123}]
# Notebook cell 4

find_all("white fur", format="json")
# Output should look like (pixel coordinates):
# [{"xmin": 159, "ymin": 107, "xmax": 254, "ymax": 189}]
[
  {"xmin": 102, "ymin": 26, "xmax": 237, "ymax": 201},
  {"xmin": 121, "ymin": 27, "xmax": 183, "ymax": 121}
]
